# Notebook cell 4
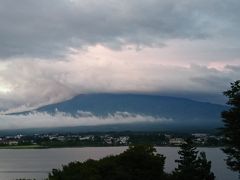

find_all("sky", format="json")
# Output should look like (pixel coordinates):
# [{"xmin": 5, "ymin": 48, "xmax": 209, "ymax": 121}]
[{"xmin": 0, "ymin": 0, "xmax": 240, "ymax": 119}]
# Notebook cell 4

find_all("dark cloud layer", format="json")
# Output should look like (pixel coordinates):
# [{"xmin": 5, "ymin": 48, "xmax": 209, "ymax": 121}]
[
  {"xmin": 0, "ymin": 0, "xmax": 239, "ymax": 58},
  {"xmin": 0, "ymin": 0, "xmax": 239, "ymax": 113}
]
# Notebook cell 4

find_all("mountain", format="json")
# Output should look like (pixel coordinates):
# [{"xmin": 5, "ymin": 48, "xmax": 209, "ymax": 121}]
[{"xmin": 25, "ymin": 93, "xmax": 226, "ymax": 131}]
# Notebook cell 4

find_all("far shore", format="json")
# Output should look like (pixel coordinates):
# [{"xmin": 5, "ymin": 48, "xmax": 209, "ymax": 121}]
[{"xmin": 0, "ymin": 145, "xmax": 222, "ymax": 149}]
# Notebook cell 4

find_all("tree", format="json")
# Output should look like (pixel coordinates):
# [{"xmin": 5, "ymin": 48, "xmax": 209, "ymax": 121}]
[
  {"xmin": 117, "ymin": 145, "xmax": 166, "ymax": 180},
  {"xmin": 221, "ymin": 80, "xmax": 240, "ymax": 174},
  {"xmin": 196, "ymin": 152, "xmax": 215, "ymax": 180},
  {"xmin": 173, "ymin": 138, "xmax": 215, "ymax": 180},
  {"xmin": 48, "ymin": 144, "xmax": 167, "ymax": 180}
]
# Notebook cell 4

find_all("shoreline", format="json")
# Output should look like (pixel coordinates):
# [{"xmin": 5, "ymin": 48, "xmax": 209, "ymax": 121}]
[{"xmin": 0, "ymin": 145, "xmax": 223, "ymax": 149}]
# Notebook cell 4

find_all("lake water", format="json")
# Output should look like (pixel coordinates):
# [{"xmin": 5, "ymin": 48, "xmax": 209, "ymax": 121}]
[{"xmin": 0, "ymin": 147, "xmax": 238, "ymax": 180}]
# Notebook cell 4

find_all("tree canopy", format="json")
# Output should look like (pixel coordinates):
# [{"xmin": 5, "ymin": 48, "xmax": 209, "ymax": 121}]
[
  {"xmin": 221, "ymin": 80, "xmax": 240, "ymax": 174},
  {"xmin": 173, "ymin": 139, "xmax": 215, "ymax": 180},
  {"xmin": 48, "ymin": 145, "xmax": 167, "ymax": 180},
  {"xmin": 48, "ymin": 143, "xmax": 215, "ymax": 180}
]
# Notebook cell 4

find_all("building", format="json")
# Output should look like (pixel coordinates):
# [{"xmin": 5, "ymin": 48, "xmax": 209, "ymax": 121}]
[{"xmin": 169, "ymin": 138, "xmax": 185, "ymax": 146}]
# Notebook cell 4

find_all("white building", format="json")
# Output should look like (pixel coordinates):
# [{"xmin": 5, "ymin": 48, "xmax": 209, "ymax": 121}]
[{"xmin": 169, "ymin": 138, "xmax": 185, "ymax": 146}]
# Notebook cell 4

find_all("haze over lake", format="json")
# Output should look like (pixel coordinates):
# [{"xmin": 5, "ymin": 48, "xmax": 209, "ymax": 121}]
[{"xmin": 0, "ymin": 147, "xmax": 238, "ymax": 180}]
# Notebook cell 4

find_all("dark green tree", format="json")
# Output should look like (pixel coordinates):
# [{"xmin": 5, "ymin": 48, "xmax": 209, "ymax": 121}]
[
  {"xmin": 48, "ymin": 145, "xmax": 167, "ymax": 180},
  {"xmin": 173, "ymin": 139, "xmax": 214, "ymax": 180},
  {"xmin": 173, "ymin": 138, "xmax": 199, "ymax": 180},
  {"xmin": 221, "ymin": 80, "xmax": 240, "ymax": 174},
  {"xmin": 117, "ymin": 145, "xmax": 166, "ymax": 180},
  {"xmin": 196, "ymin": 152, "xmax": 215, "ymax": 180}
]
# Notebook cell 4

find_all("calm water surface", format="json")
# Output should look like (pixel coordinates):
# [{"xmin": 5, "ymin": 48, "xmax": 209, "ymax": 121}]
[{"xmin": 0, "ymin": 147, "xmax": 238, "ymax": 180}]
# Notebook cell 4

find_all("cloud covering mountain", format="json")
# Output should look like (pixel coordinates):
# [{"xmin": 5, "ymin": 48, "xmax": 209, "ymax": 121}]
[
  {"xmin": 0, "ymin": 0, "xmax": 239, "ymax": 115},
  {"xmin": 2, "ymin": 94, "xmax": 225, "ymax": 130},
  {"xmin": 0, "ymin": 111, "xmax": 173, "ymax": 130}
]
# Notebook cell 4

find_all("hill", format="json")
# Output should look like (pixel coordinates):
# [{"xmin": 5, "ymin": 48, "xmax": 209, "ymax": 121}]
[{"xmin": 30, "ymin": 94, "xmax": 227, "ymax": 130}]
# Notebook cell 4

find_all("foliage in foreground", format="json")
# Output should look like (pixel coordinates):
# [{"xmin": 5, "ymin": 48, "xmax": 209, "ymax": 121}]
[
  {"xmin": 173, "ymin": 139, "xmax": 215, "ymax": 180},
  {"xmin": 49, "ymin": 145, "xmax": 167, "ymax": 180},
  {"xmin": 221, "ymin": 80, "xmax": 240, "ymax": 174},
  {"xmin": 48, "ymin": 143, "xmax": 214, "ymax": 180},
  {"xmin": 49, "ymin": 145, "xmax": 166, "ymax": 180}
]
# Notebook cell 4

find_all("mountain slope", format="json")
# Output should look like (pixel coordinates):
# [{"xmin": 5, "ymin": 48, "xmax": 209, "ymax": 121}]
[{"xmin": 34, "ymin": 93, "xmax": 226, "ymax": 128}]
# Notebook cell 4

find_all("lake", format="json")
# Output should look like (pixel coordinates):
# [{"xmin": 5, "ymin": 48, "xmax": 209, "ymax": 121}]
[{"xmin": 0, "ymin": 147, "xmax": 238, "ymax": 180}]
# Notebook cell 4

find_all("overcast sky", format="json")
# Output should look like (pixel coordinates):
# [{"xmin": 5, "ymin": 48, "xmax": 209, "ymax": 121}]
[{"xmin": 0, "ymin": 0, "xmax": 240, "ymax": 113}]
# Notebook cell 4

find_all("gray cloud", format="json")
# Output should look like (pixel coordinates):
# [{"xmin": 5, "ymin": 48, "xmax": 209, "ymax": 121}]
[
  {"xmin": 0, "ymin": 111, "xmax": 172, "ymax": 130},
  {"xmin": 0, "ymin": 0, "xmax": 239, "ymax": 58},
  {"xmin": 0, "ymin": 0, "xmax": 239, "ymax": 114},
  {"xmin": 0, "ymin": 55, "xmax": 239, "ymax": 112}
]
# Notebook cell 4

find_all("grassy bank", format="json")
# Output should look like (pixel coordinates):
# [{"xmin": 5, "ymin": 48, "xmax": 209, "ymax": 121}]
[{"xmin": 0, "ymin": 145, "xmax": 45, "ymax": 149}]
